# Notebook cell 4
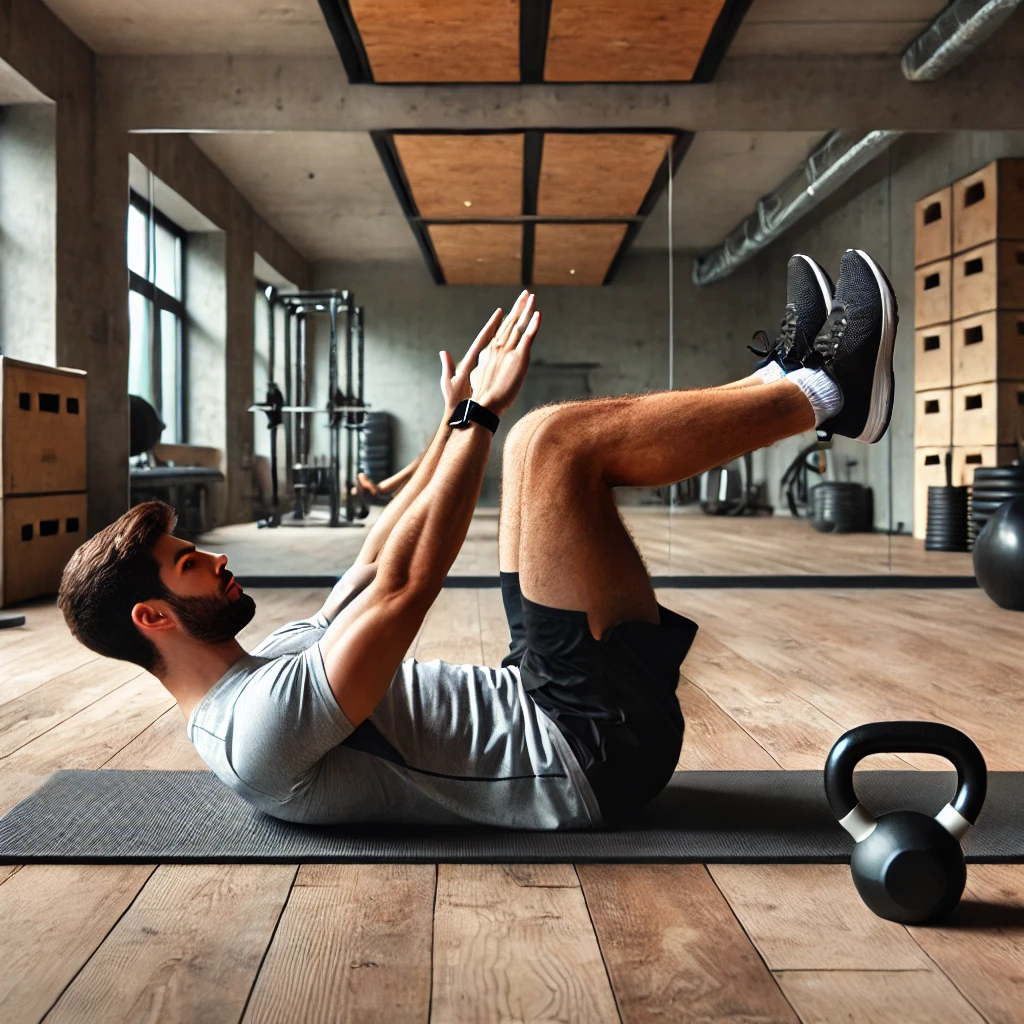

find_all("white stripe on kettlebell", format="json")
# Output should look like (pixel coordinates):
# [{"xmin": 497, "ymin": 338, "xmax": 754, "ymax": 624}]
[
  {"xmin": 935, "ymin": 802, "xmax": 972, "ymax": 840},
  {"xmin": 839, "ymin": 803, "xmax": 878, "ymax": 842}
]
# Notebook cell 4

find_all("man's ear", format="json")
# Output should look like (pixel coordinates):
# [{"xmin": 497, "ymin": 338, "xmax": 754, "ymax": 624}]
[{"xmin": 131, "ymin": 601, "xmax": 176, "ymax": 635}]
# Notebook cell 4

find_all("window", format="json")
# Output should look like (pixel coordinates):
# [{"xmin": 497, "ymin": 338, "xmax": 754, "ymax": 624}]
[{"xmin": 127, "ymin": 191, "xmax": 186, "ymax": 443}]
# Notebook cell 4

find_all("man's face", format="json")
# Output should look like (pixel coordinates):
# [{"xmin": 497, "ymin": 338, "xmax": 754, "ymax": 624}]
[{"xmin": 151, "ymin": 533, "xmax": 256, "ymax": 643}]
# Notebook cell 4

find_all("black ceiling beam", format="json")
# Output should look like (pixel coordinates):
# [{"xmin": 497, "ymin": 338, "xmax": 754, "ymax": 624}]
[
  {"xmin": 604, "ymin": 130, "xmax": 693, "ymax": 285},
  {"xmin": 317, "ymin": 0, "xmax": 374, "ymax": 83},
  {"xmin": 691, "ymin": 0, "xmax": 755, "ymax": 84},
  {"xmin": 369, "ymin": 132, "xmax": 445, "ymax": 284},
  {"xmin": 522, "ymin": 130, "xmax": 544, "ymax": 286},
  {"xmin": 520, "ymin": 0, "xmax": 553, "ymax": 83}
]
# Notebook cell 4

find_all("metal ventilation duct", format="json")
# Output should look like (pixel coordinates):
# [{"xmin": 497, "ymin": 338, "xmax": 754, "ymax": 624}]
[
  {"xmin": 692, "ymin": 0, "xmax": 1022, "ymax": 285},
  {"xmin": 692, "ymin": 130, "xmax": 902, "ymax": 286},
  {"xmin": 902, "ymin": 0, "xmax": 1023, "ymax": 81}
]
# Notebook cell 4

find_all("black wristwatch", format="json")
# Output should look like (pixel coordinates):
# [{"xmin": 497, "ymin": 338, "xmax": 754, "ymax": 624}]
[{"xmin": 448, "ymin": 399, "xmax": 500, "ymax": 434}]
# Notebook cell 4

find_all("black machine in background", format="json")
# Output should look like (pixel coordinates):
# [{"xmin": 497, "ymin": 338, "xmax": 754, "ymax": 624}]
[
  {"xmin": 780, "ymin": 440, "xmax": 830, "ymax": 519},
  {"xmin": 128, "ymin": 394, "xmax": 224, "ymax": 539},
  {"xmin": 696, "ymin": 452, "xmax": 772, "ymax": 516},
  {"xmin": 250, "ymin": 288, "xmax": 369, "ymax": 529}
]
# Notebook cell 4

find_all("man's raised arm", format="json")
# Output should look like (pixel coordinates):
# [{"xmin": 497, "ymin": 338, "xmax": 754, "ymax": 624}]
[
  {"xmin": 316, "ymin": 295, "xmax": 541, "ymax": 728},
  {"xmin": 316, "ymin": 299, "xmax": 524, "ymax": 623}
]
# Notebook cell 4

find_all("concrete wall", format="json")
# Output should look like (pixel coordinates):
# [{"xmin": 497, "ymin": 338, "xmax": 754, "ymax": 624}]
[
  {"xmin": 313, "ymin": 252, "xmax": 757, "ymax": 504},
  {"xmin": 0, "ymin": 103, "xmax": 55, "ymax": 363}
]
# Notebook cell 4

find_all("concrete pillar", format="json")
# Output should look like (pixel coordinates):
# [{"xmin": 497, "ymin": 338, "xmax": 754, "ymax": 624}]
[
  {"xmin": 0, "ymin": 104, "xmax": 56, "ymax": 364},
  {"xmin": 185, "ymin": 231, "xmax": 228, "ymax": 525},
  {"xmin": 225, "ymin": 205, "xmax": 256, "ymax": 524}
]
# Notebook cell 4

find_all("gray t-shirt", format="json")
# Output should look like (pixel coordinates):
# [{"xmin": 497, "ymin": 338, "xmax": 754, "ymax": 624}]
[{"xmin": 187, "ymin": 613, "xmax": 602, "ymax": 829}]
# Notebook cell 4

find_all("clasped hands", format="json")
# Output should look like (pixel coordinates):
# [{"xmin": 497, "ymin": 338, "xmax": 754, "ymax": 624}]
[{"xmin": 441, "ymin": 290, "xmax": 541, "ymax": 420}]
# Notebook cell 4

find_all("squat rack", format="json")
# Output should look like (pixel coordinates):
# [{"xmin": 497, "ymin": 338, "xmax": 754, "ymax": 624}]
[{"xmin": 250, "ymin": 287, "xmax": 368, "ymax": 529}]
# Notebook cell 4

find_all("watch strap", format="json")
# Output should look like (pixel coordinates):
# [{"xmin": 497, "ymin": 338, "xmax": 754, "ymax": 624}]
[{"xmin": 448, "ymin": 399, "xmax": 500, "ymax": 434}]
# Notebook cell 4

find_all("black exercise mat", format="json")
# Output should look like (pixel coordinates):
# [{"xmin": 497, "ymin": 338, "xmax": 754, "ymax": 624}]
[{"xmin": 1, "ymin": 770, "xmax": 1022, "ymax": 863}]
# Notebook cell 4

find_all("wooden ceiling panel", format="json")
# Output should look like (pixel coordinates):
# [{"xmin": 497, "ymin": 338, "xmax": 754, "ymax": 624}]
[
  {"xmin": 532, "ymin": 224, "xmax": 628, "ymax": 286},
  {"xmin": 348, "ymin": 0, "xmax": 520, "ymax": 82},
  {"xmin": 537, "ymin": 133, "xmax": 676, "ymax": 217},
  {"xmin": 429, "ymin": 224, "xmax": 523, "ymax": 285},
  {"xmin": 395, "ymin": 135, "xmax": 524, "ymax": 219},
  {"xmin": 544, "ymin": 0, "xmax": 728, "ymax": 82}
]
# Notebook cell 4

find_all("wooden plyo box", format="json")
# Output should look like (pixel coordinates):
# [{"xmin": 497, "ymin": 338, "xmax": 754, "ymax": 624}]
[
  {"xmin": 1, "ymin": 492, "xmax": 87, "ymax": 607},
  {"xmin": 951, "ymin": 240, "xmax": 1024, "ymax": 320},
  {"xmin": 914, "ymin": 388, "xmax": 953, "ymax": 448},
  {"xmin": 952, "ymin": 159, "xmax": 1024, "ymax": 254},
  {"xmin": 953, "ymin": 445, "xmax": 1019, "ymax": 488},
  {"xmin": 951, "ymin": 310, "xmax": 1024, "ymax": 386},
  {"xmin": 952, "ymin": 380, "xmax": 1024, "ymax": 447},
  {"xmin": 1, "ymin": 357, "xmax": 87, "ymax": 496},
  {"xmin": 915, "ymin": 186, "xmax": 952, "ymax": 267},
  {"xmin": 914, "ymin": 259, "xmax": 952, "ymax": 328},
  {"xmin": 914, "ymin": 324, "xmax": 952, "ymax": 392}
]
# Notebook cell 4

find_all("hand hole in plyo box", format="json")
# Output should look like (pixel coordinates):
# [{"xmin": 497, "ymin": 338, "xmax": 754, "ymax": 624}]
[
  {"xmin": 966, "ymin": 453, "xmax": 983, "ymax": 464},
  {"xmin": 925, "ymin": 399, "xmax": 940, "ymax": 414},
  {"xmin": 39, "ymin": 519, "xmax": 59, "ymax": 537},
  {"xmin": 66, "ymin": 397, "xmax": 79, "ymax": 414},
  {"xmin": 38, "ymin": 393, "xmax": 60, "ymax": 413},
  {"xmin": 66, "ymin": 517, "xmax": 80, "ymax": 533},
  {"xmin": 965, "ymin": 394, "xmax": 983, "ymax": 411},
  {"xmin": 964, "ymin": 181, "xmax": 986, "ymax": 207},
  {"xmin": 964, "ymin": 326, "xmax": 984, "ymax": 345},
  {"xmin": 924, "ymin": 273, "xmax": 940, "ymax": 290},
  {"xmin": 925, "ymin": 454, "xmax": 941, "ymax": 465},
  {"xmin": 21, "ymin": 524, "xmax": 32, "ymax": 541},
  {"xmin": 924, "ymin": 334, "xmax": 941, "ymax": 351},
  {"xmin": 18, "ymin": 392, "xmax": 31, "ymax": 410},
  {"xmin": 923, "ymin": 202, "xmax": 943, "ymax": 225},
  {"xmin": 1017, "ymin": 251, "xmax": 1024, "ymax": 266},
  {"xmin": 964, "ymin": 258, "xmax": 984, "ymax": 276}
]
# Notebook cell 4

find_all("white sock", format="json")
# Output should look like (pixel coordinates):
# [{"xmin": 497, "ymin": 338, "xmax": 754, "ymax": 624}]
[
  {"xmin": 754, "ymin": 361, "xmax": 786, "ymax": 384},
  {"xmin": 784, "ymin": 367, "xmax": 843, "ymax": 427}
]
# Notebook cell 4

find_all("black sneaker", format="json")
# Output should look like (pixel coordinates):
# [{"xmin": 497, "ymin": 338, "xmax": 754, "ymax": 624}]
[
  {"xmin": 749, "ymin": 254, "xmax": 834, "ymax": 372},
  {"xmin": 810, "ymin": 249, "xmax": 898, "ymax": 444}
]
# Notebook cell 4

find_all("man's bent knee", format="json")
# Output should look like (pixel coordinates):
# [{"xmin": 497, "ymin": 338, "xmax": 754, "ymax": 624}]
[{"xmin": 503, "ymin": 404, "xmax": 563, "ymax": 470}]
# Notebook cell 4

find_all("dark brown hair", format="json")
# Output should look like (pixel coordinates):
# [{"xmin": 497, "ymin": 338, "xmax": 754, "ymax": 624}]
[{"xmin": 58, "ymin": 501, "xmax": 177, "ymax": 671}]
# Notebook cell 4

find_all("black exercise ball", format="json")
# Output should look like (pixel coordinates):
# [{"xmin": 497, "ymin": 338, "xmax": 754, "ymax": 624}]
[{"xmin": 973, "ymin": 497, "xmax": 1024, "ymax": 611}]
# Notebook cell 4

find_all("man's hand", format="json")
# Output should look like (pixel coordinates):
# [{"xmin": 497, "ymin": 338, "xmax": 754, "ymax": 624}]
[
  {"xmin": 440, "ymin": 306, "xmax": 504, "ymax": 418},
  {"xmin": 473, "ymin": 291, "xmax": 541, "ymax": 416}
]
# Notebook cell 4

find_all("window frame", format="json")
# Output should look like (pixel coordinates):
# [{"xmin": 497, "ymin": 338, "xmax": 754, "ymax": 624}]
[{"xmin": 128, "ymin": 189, "xmax": 188, "ymax": 442}]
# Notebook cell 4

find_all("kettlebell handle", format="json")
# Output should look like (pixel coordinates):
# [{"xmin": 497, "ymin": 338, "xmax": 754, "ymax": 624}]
[{"xmin": 825, "ymin": 721, "xmax": 987, "ymax": 842}]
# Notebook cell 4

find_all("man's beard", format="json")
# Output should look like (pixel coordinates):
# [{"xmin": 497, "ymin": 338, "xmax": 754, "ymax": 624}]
[{"xmin": 166, "ymin": 589, "xmax": 256, "ymax": 644}]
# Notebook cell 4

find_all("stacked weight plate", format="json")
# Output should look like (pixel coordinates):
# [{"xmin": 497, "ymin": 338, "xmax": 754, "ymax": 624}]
[
  {"xmin": 925, "ymin": 485, "xmax": 969, "ymax": 551},
  {"xmin": 359, "ymin": 411, "xmax": 392, "ymax": 486},
  {"xmin": 810, "ymin": 482, "xmax": 872, "ymax": 533},
  {"xmin": 970, "ymin": 463, "xmax": 1024, "ymax": 538}
]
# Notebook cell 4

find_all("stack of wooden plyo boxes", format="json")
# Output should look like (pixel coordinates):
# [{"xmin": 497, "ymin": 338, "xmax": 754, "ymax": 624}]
[
  {"xmin": 0, "ymin": 356, "xmax": 88, "ymax": 606},
  {"xmin": 913, "ymin": 159, "xmax": 1024, "ymax": 541}
]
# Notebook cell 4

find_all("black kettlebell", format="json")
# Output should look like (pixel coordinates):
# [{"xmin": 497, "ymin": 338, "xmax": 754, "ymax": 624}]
[{"xmin": 824, "ymin": 721, "xmax": 987, "ymax": 924}]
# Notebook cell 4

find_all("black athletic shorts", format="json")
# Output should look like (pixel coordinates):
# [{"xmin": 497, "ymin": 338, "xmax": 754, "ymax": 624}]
[{"xmin": 499, "ymin": 572, "xmax": 698, "ymax": 827}]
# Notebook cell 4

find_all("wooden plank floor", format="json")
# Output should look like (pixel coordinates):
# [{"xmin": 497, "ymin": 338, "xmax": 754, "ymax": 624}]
[
  {"xmin": 0, "ymin": 519, "xmax": 1020, "ymax": 1024},
  {"xmin": 200, "ymin": 507, "xmax": 975, "ymax": 578}
]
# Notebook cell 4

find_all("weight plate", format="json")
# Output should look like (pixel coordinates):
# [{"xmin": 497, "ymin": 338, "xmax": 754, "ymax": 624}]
[{"xmin": 972, "ymin": 466, "xmax": 1024, "ymax": 482}]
